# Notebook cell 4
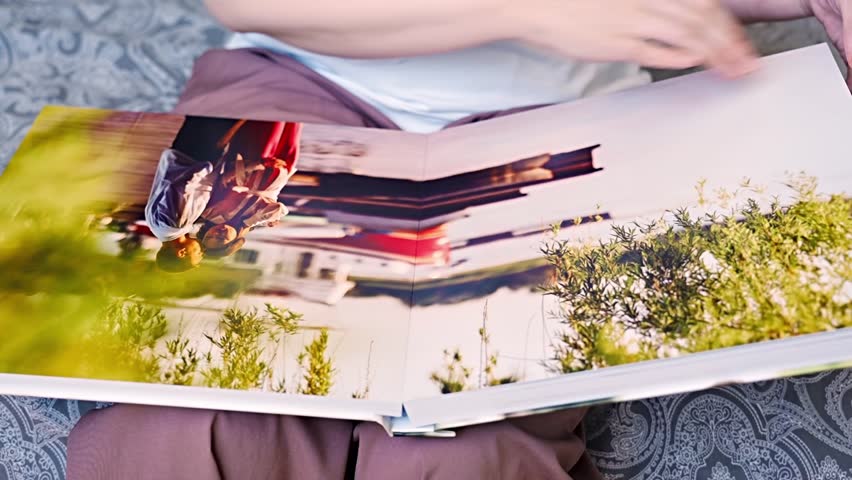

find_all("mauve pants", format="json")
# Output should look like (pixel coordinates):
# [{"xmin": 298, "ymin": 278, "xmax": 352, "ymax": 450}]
[
  {"xmin": 68, "ymin": 405, "xmax": 598, "ymax": 479},
  {"xmin": 66, "ymin": 47, "xmax": 601, "ymax": 480}
]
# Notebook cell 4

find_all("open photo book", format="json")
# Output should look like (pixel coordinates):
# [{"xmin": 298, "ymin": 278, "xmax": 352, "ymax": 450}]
[{"xmin": 0, "ymin": 44, "xmax": 850, "ymax": 436}]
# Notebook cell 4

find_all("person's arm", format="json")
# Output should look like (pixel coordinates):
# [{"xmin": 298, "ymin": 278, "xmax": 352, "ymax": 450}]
[
  {"xmin": 719, "ymin": 0, "xmax": 811, "ymax": 22},
  {"xmin": 204, "ymin": 0, "xmax": 517, "ymax": 58},
  {"xmin": 722, "ymin": 0, "xmax": 852, "ymax": 80},
  {"xmin": 240, "ymin": 199, "xmax": 287, "ymax": 229},
  {"xmin": 204, "ymin": 0, "xmax": 759, "ymax": 77}
]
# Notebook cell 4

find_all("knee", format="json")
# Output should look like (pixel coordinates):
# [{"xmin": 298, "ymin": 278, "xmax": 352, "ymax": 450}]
[
  {"xmin": 67, "ymin": 405, "xmax": 223, "ymax": 480},
  {"xmin": 66, "ymin": 407, "xmax": 114, "ymax": 480}
]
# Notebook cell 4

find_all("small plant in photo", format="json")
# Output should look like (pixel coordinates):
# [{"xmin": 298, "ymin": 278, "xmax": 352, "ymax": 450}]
[
  {"xmin": 86, "ymin": 299, "xmax": 168, "ymax": 382},
  {"xmin": 431, "ymin": 301, "xmax": 519, "ymax": 394},
  {"xmin": 160, "ymin": 329, "xmax": 200, "ymax": 386},
  {"xmin": 478, "ymin": 300, "xmax": 518, "ymax": 388},
  {"xmin": 85, "ymin": 300, "xmax": 306, "ymax": 392},
  {"xmin": 203, "ymin": 304, "xmax": 304, "ymax": 391},
  {"xmin": 430, "ymin": 348, "xmax": 471, "ymax": 394},
  {"xmin": 202, "ymin": 307, "xmax": 279, "ymax": 390},
  {"xmin": 352, "ymin": 340, "xmax": 374, "ymax": 399},
  {"xmin": 297, "ymin": 328, "xmax": 335, "ymax": 396}
]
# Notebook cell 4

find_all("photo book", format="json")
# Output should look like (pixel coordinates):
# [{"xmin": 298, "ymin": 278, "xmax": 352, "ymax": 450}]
[{"xmin": 0, "ymin": 44, "xmax": 849, "ymax": 436}]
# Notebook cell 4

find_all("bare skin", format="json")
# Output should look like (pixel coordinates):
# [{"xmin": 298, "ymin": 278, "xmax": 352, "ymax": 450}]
[
  {"xmin": 164, "ymin": 235, "xmax": 202, "ymax": 260},
  {"xmin": 205, "ymin": 0, "xmax": 755, "ymax": 76},
  {"xmin": 158, "ymin": 235, "xmax": 203, "ymax": 269},
  {"xmin": 204, "ymin": 0, "xmax": 850, "ymax": 80},
  {"xmin": 725, "ymin": 0, "xmax": 852, "ymax": 88},
  {"xmin": 200, "ymin": 224, "xmax": 239, "ymax": 250}
]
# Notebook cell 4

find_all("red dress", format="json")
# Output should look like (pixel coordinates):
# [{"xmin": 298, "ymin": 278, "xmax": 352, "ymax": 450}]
[{"xmin": 202, "ymin": 121, "xmax": 302, "ymax": 230}]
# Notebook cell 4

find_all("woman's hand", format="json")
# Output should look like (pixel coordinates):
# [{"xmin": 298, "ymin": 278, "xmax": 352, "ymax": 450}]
[
  {"xmin": 806, "ymin": 0, "xmax": 852, "ymax": 86},
  {"xmin": 520, "ymin": 0, "xmax": 758, "ymax": 77}
]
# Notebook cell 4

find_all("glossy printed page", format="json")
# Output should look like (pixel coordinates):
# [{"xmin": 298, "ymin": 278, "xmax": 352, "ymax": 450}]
[
  {"xmin": 401, "ymin": 44, "xmax": 852, "ymax": 404},
  {"xmin": 1, "ymin": 44, "xmax": 850, "ymax": 424},
  {"xmin": 0, "ymin": 106, "xmax": 429, "ymax": 415}
]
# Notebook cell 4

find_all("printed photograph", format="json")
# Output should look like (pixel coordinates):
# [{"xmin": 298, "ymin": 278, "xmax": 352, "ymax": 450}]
[
  {"xmin": 401, "ymin": 106, "xmax": 852, "ymax": 399},
  {"xmin": 1, "ymin": 100, "xmax": 849, "ymax": 405},
  {"xmin": 0, "ymin": 106, "xmax": 429, "ymax": 402}
]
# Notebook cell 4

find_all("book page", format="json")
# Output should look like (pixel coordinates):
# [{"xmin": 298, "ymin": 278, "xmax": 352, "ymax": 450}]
[
  {"xmin": 401, "ymin": 44, "xmax": 852, "ymax": 410},
  {"xmin": 0, "ymin": 106, "xmax": 429, "ymax": 417}
]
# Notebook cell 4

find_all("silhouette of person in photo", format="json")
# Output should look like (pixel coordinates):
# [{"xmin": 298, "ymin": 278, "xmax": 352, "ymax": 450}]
[
  {"xmin": 199, "ymin": 121, "xmax": 302, "ymax": 259},
  {"xmin": 144, "ymin": 117, "xmax": 301, "ymax": 272}
]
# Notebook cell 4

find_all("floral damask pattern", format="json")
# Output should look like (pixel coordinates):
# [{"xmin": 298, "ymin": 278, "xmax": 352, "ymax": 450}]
[
  {"xmin": 587, "ymin": 371, "xmax": 852, "ymax": 479},
  {"xmin": 0, "ymin": 1, "xmax": 849, "ymax": 479},
  {"xmin": 0, "ymin": 397, "xmax": 98, "ymax": 480},
  {"xmin": 0, "ymin": 0, "xmax": 226, "ymax": 171}
]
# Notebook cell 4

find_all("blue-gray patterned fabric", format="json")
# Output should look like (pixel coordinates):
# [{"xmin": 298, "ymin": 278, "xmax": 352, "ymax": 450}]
[{"xmin": 0, "ymin": 1, "xmax": 850, "ymax": 479}]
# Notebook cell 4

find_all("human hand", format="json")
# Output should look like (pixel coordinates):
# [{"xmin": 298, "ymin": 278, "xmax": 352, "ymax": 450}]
[
  {"xmin": 805, "ymin": 0, "xmax": 852, "ymax": 87},
  {"xmin": 220, "ymin": 160, "xmax": 238, "ymax": 185},
  {"xmin": 518, "ymin": 0, "xmax": 759, "ymax": 77}
]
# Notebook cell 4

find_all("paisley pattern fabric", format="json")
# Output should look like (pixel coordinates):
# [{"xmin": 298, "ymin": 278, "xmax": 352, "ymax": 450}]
[
  {"xmin": 0, "ymin": 0, "xmax": 226, "ymax": 172},
  {"xmin": 0, "ymin": 1, "xmax": 849, "ymax": 479},
  {"xmin": 586, "ymin": 371, "xmax": 852, "ymax": 479},
  {"xmin": 0, "ymin": 397, "xmax": 100, "ymax": 480}
]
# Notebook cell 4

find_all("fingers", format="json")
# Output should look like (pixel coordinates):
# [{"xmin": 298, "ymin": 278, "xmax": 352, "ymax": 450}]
[
  {"xmin": 841, "ymin": 0, "xmax": 852, "ymax": 68},
  {"xmin": 630, "ymin": 0, "xmax": 758, "ymax": 77},
  {"xmin": 623, "ymin": 40, "xmax": 703, "ymax": 69},
  {"xmin": 696, "ymin": 0, "xmax": 758, "ymax": 76}
]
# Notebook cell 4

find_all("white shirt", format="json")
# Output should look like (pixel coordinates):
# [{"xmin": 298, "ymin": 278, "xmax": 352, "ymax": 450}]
[
  {"xmin": 144, "ymin": 149, "xmax": 218, "ymax": 242},
  {"xmin": 227, "ymin": 33, "xmax": 651, "ymax": 133}
]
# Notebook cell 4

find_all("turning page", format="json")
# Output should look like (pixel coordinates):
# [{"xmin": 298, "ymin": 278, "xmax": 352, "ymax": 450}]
[{"xmin": 401, "ymin": 44, "xmax": 852, "ymax": 429}]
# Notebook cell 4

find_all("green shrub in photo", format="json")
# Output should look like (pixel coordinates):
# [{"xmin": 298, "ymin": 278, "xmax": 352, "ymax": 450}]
[{"xmin": 542, "ymin": 177, "xmax": 851, "ymax": 373}]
